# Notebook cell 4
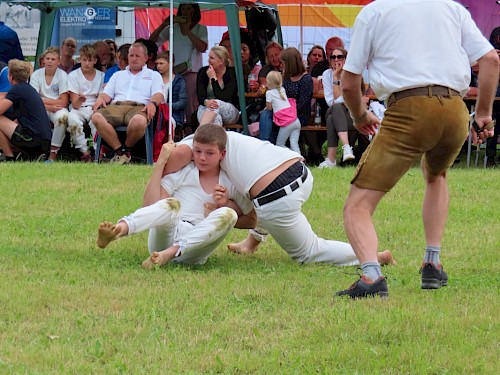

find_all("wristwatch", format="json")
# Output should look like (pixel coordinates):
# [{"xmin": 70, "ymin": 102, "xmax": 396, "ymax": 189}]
[{"xmin": 333, "ymin": 80, "xmax": 341, "ymax": 86}]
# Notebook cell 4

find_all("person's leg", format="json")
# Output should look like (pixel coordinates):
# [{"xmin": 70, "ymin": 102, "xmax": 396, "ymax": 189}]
[
  {"xmin": 0, "ymin": 116, "xmax": 17, "ymax": 157},
  {"xmin": 288, "ymin": 121, "xmax": 302, "ymax": 154},
  {"xmin": 323, "ymin": 111, "xmax": 339, "ymax": 165},
  {"xmin": 259, "ymin": 109, "xmax": 273, "ymax": 141},
  {"xmin": 227, "ymin": 227, "xmax": 267, "ymax": 254},
  {"xmin": 96, "ymin": 197, "xmax": 181, "ymax": 248},
  {"xmin": 91, "ymin": 112, "xmax": 121, "ymax": 150},
  {"xmin": 331, "ymin": 105, "xmax": 354, "ymax": 162},
  {"xmin": 183, "ymin": 71, "xmax": 198, "ymax": 123},
  {"xmin": 47, "ymin": 109, "xmax": 69, "ymax": 161},
  {"xmin": 125, "ymin": 113, "xmax": 148, "ymax": 149},
  {"xmin": 198, "ymin": 107, "xmax": 217, "ymax": 126},
  {"xmin": 150, "ymin": 207, "xmax": 238, "ymax": 266},
  {"xmin": 67, "ymin": 109, "xmax": 90, "ymax": 157}
]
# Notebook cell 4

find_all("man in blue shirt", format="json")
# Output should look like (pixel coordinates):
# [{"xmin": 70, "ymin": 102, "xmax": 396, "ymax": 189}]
[{"xmin": 0, "ymin": 21, "xmax": 24, "ymax": 63}]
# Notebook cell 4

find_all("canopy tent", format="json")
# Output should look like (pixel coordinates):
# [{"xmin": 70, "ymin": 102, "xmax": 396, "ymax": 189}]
[{"xmin": 0, "ymin": 0, "xmax": 271, "ymax": 130}]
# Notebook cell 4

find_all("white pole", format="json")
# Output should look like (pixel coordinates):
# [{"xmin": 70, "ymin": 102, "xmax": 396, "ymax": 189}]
[{"xmin": 168, "ymin": 0, "xmax": 175, "ymax": 141}]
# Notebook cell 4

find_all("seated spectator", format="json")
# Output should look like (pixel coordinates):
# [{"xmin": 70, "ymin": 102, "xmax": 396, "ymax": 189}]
[
  {"xmin": 311, "ymin": 36, "xmax": 344, "ymax": 78},
  {"xmin": 219, "ymin": 33, "xmax": 234, "ymax": 67},
  {"xmin": 320, "ymin": 47, "xmax": 356, "ymax": 167},
  {"xmin": 306, "ymin": 45, "xmax": 326, "ymax": 93},
  {"xmin": 156, "ymin": 50, "xmax": 187, "ymax": 126},
  {"xmin": 0, "ymin": 59, "xmax": 51, "ymax": 161},
  {"xmin": 58, "ymin": 37, "xmax": 77, "ymax": 74},
  {"xmin": 93, "ymin": 40, "xmax": 112, "ymax": 72},
  {"xmin": 196, "ymin": 46, "xmax": 239, "ymax": 126},
  {"xmin": 135, "ymin": 38, "xmax": 158, "ymax": 70},
  {"xmin": 105, "ymin": 39, "xmax": 118, "ymax": 67},
  {"xmin": 91, "ymin": 42, "xmax": 164, "ymax": 164},
  {"xmin": 47, "ymin": 45, "xmax": 105, "ymax": 163},
  {"xmin": 103, "ymin": 43, "xmax": 130, "ymax": 85},
  {"xmin": 30, "ymin": 47, "xmax": 69, "ymax": 148},
  {"xmin": 0, "ymin": 60, "xmax": 11, "ymax": 98}
]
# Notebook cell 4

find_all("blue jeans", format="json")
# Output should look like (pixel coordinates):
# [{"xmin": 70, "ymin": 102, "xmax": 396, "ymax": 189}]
[{"xmin": 259, "ymin": 109, "xmax": 277, "ymax": 144}]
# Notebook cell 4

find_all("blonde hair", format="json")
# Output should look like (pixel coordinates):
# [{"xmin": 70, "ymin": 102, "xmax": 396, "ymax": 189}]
[
  {"xmin": 43, "ymin": 46, "xmax": 60, "ymax": 58},
  {"xmin": 266, "ymin": 71, "xmax": 286, "ymax": 100},
  {"xmin": 210, "ymin": 46, "xmax": 230, "ymax": 67},
  {"xmin": 8, "ymin": 59, "xmax": 32, "ymax": 83}
]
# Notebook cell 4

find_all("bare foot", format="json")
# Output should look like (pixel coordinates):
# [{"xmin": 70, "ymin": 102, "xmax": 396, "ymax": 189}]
[
  {"xmin": 378, "ymin": 250, "xmax": 396, "ymax": 266},
  {"xmin": 96, "ymin": 221, "xmax": 122, "ymax": 249},
  {"xmin": 227, "ymin": 235, "xmax": 261, "ymax": 255},
  {"xmin": 141, "ymin": 256, "xmax": 155, "ymax": 270},
  {"xmin": 151, "ymin": 248, "xmax": 176, "ymax": 266}
]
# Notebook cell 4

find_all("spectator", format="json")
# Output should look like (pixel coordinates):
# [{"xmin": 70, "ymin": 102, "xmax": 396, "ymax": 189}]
[
  {"xmin": 319, "ymin": 47, "xmax": 356, "ymax": 167},
  {"xmin": 281, "ymin": 47, "xmax": 313, "ymax": 157},
  {"xmin": 0, "ymin": 60, "xmax": 11, "ymax": 98},
  {"xmin": 103, "ymin": 43, "xmax": 130, "ymax": 85},
  {"xmin": 93, "ymin": 40, "xmax": 112, "ymax": 72},
  {"xmin": 135, "ymin": 38, "xmax": 158, "ymax": 70},
  {"xmin": 245, "ymin": 6, "xmax": 277, "ymax": 66},
  {"xmin": 91, "ymin": 42, "xmax": 164, "ymax": 164},
  {"xmin": 196, "ymin": 46, "xmax": 239, "ymax": 126},
  {"xmin": 307, "ymin": 45, "xmax": 326, "ymax": 94},
  {"xmin": 258, "ymin": 41, "xmax": 283, "ymax": 143},
  {"xmin": 0, "ymin": 59, "xmax": 51, "ymax": 161},
  {"xmin": 0, "ymin": 21, "xmax": 24, "ymax": 64},
  {"xmin": 30, "ymin": 47, "xmax": 69, "ymax": 148},
  {"xmin": 105, "ymin": 39, "xmax": 118, "ymax": 67},
  {"xmin": 58, "ymin": 37, "xmax": 77, "ymax": 74},
  {"xmin": 311, "ymin": 36, "xmax": 344, "ymax": 78},
  {"xmin": 156, "ymin": 50, "xmax": 187, "ymax": 126},
  {"xmin": 265, "ymin": 70, "xmax": 301, "ymax": 153},
  {"xmin": 219, "ymin": 33, "xmax": 234, "ymax": 67},
  {"xmin": 46, "ymin": 45, "xmax": 104, "ymax": 163},
  {"xmin": 150, "ymin": 3, "xmax": 208, "ymax": 125}
]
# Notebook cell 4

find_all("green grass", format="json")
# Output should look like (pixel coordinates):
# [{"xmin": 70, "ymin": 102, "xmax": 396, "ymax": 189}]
[{"xmin": 0, "ymin": 163, "xmax": 498, "ymax": 374}]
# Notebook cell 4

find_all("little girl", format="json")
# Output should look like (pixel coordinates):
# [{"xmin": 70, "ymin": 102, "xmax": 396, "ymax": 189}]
[{"xmin": 265, "ymin": 71, "xmax": 301, "ymax": 153}]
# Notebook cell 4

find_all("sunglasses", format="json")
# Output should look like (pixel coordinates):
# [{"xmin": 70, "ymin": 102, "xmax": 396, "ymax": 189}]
[{"xmin": 330, "ymin": 54, "xmax": 345, "ymax": 60}]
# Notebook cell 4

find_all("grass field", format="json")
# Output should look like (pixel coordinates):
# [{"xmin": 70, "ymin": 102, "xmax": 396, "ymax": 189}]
[{"xmin": 0, "ymin": 162, "xmax": 498, "ymax": 374}]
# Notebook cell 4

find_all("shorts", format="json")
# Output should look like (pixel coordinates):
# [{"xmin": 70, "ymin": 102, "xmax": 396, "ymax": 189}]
[
  {"xmin": 97, "ymin": 101, "xmax": 147, "ymax": 127},
  {"xmin": 11, "ymin": 125, "xmax": 50, "ymax": 154},
  {"xmin": 351, "ymin": 95, "xmax": 469, "ymax": 192}
]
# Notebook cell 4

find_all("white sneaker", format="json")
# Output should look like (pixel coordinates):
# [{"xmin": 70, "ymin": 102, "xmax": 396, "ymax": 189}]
[
  {"xmin": 342, "ymin": 145, "xmax": 355, "ymax": 162},
  {"xmin": 110, "ymin": 153, "xmax": 131, "ymax": 165},
  {"xmin": 318, "ymin": 159, "xmax": 337, "ymax": 168}
]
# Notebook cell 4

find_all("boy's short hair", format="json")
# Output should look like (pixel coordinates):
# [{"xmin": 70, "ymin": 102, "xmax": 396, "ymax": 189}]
[
  {"xmin": 43, "ymin": 46, "xmax": 60, "ymax": 57},
  {"xmin": 8, "ymin": 59, "xmax": 31, "ymax": 82},
  {"xmin": 157, "ymin": 50, "xmax": 175, "ymax": 65},
  {"xmin": 193, "ymin": 124, "xmax": 227, "ymax": 151},
  {"xmin": 79, "ymin": 44, "xmax": 97, "ymax": 59}
]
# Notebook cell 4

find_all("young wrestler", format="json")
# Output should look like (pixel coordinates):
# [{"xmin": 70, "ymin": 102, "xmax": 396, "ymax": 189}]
[
  {"xmin": 29, "ymin": 47, "xmax": 69, "ymax": 160},
  {"xmin": 96, "ymin": 124, "xmax": 256, "ymax": 268},
  {"xmin": 47, "ymin": 45, "xmax": 104, "ymax": 162},
  {"xmin": 0, "ymin": 60, "xmax": 51, "ymax": 161}
]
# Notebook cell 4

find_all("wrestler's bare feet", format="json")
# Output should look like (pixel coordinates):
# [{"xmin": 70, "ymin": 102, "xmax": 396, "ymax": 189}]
[
  {"xmin": 150, "ymin": 246, "xmax": 178, "ymax": 267},
  {"xmin": 227, "ymin": 235, "xmax": 261, "ymax": 255},
  {"xmin": 378, "ymin": 250, "xmax": 396, "ymax": 266},
  {"xmin": 141, "ymin": 256, "xmax": 155, "ymax": 271},
  {"xmin": 97, "ymin": 221, "xmax": 125, "ymax": 249}
]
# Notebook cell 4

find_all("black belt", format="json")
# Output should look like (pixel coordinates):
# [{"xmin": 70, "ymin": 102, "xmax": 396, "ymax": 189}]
[
  {"xmin": 253, "ymin": 167, "xmax": 308, "ymax": 208},
  {"xmin": 387, "ymin": 85, "xmax": 460, "ymax": 107}
]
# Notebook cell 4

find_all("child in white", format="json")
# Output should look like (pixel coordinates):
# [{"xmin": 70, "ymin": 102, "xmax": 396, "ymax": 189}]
[
  {"xmin": 265, "ymin": 71, "xmax": 301, "ymax": 153},
  {"xmin": 29, "ymin": 47, "xmax": 69, "ymax": 151},
  {"xmin": 96, "ymin": 125, "xmax": 255, "ymax": 267},
  {"xmin": 48, "ymin": 45, "xmax": 104, "ymax": 162}
]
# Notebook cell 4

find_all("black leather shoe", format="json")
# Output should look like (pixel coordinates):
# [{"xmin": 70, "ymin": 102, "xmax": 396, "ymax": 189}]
[
  {"xmin": 420, "ymin": 263, "xmax": 448, "ymax": 289},
  {"xmin": 335, "ymin": 275, "xmax": 388, "ymax": 299}
]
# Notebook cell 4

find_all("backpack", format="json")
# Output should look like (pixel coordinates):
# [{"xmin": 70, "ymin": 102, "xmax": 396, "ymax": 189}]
[{"xmin": 152, "ymin": 103, "xmax": 175, "ymax": 162}]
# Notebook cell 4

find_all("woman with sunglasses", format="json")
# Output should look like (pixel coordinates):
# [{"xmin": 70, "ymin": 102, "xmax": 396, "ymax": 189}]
[{"xmin": 319, "ymin": 47, "xmax": 359, "ymax": 168}]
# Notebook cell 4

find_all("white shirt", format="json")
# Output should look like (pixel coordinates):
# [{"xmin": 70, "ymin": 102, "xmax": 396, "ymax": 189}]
[
  {"xmin": 322, "ymin": 68, "xmax": 343, "ymax": 106},
  {"xmin": 30, "ymin": 67, "xmax": 68, "ymax": 99},
  {"xmin": 67, "ymin": 68, "xmax": 104, "ymax": 107},
  {"xmin": 266, "ymin": 88, "xmax": 290, "ymax": 112},
  {"xmin": 343, "ymin": 0, "xmax": 493, "ymax": 100},
  {"xmin": 179, "ymin": 132, "xmax": 302, "ymax": 198},
  {"xmin": 157, "ymin": 23, "xmax": 208, "ymax": 72},
  {"xmin": 103, "ymin": 65, "xmax": 163, "ymax": 105},
  {"xmin": 161, "ymin": 162, "xmax": 253, "ymax": 225}
]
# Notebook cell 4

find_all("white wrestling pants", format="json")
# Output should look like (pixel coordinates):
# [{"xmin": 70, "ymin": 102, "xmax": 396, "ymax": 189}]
[
  {"xmin": 120, "ymin": 198, "xmax": 238, "ymax": 265},
  {"xmin": 254, "ymin": 169, "xmax": 359, "ymax": 265}
]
